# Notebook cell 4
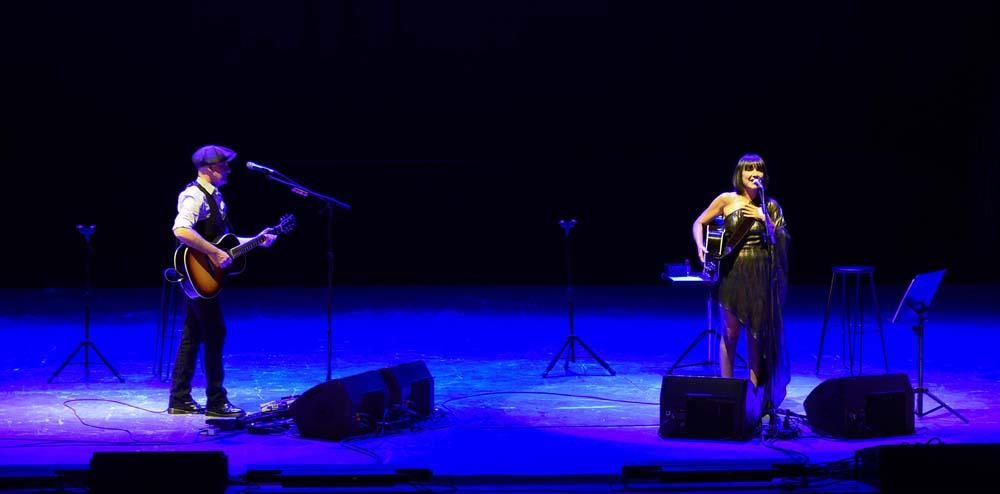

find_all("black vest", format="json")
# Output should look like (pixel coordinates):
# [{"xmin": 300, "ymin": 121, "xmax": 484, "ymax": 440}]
[{"xmin": 191, "ymin": 181, "xmax": 232, "ymax": 242}]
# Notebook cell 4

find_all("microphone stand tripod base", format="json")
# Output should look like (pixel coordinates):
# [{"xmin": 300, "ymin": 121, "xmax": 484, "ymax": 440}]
[{"xmin": 543, "ymin": 335, "xmax": 616, "ymax": 377}]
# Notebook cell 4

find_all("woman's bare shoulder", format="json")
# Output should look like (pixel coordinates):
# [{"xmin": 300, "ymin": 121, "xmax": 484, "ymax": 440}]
[{"xmin": 716, "ymin": 192, "xmax": 738, "ymax": 204}]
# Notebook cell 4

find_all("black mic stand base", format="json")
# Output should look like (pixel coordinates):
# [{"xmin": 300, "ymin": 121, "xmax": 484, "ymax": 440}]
[
  {"xmin": 915, "ymin": 388, "xmax": 968, "ymax": 423},
  {"xmin": 49, "ymin": 341, "xmax": 124, "ymax": 384},
  {"xmin": 543, "ymin": 335, "xmax": 616, "ymax": 377}
]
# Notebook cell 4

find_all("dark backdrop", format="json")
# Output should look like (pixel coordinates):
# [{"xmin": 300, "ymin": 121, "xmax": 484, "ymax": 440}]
[{"xmin": 5, "ymin": 0, "xmax": 996, "ymax": 288}]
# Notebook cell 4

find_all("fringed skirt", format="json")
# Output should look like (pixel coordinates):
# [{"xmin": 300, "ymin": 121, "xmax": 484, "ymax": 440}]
[{"xmin": 717, "ymin": 245, "xmax": 772, "ymax": 340}]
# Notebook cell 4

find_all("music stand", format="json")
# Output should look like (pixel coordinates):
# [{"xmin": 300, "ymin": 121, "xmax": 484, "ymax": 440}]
[
  {"xmin": 49, "ymin": 225, "xmax": 124, "ymax": 383},
  {"xmin": 891, "ymin": 269, "xmax": 967, "ymax": 423},
  {"xmin": 543, "ymin": 219, "xmax": 615, "ymax": 377},
  {"xmin": 662, "ymin": 266, "xmax": 746, "ymax": 374}
]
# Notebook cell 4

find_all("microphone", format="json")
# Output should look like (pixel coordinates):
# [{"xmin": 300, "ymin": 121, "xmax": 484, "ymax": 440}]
[
  {"xmin": 246, "ymin": 161, "xmax": 276, "ymax": 174},
  {"xmin": 750, "ymin": 176, "xmax": 764, "ymax": 188}
]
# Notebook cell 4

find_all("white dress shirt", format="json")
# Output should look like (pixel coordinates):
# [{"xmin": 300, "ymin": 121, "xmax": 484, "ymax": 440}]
[{"xmin": 172, "ymin": 177, "xmax": 227, "ymax": 232}]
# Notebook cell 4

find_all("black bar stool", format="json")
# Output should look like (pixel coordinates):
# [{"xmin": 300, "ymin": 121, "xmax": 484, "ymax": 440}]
[{"xmin": 816, "ymin": 265, "xmax": 889, "ymax": 375}]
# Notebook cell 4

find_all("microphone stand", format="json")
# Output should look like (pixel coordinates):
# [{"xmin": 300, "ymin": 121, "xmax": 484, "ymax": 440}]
[
  {"xmin": 263, "ymin": 170, "xmax": 351, "ymax": 382},
  {"xmin": 49, "ymin": 225, "xmax": 124, "ymax": 383},
  {"xmin": 542, "ymin": 218, "xmax": 615, "ymax": 377},
  {"xmin": 754, "ymin": 179, "xmax": 775, "ymax": 246},
  {"xmin": 753, "ymin": 178, "xmax": 779, "ymax": 423}
]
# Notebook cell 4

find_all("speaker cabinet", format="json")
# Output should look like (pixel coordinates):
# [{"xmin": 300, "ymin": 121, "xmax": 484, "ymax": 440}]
[
  {"xmin": 380, "ymin": 361, "xmax": 434, "ymax": 417},
  {"xmin": 290, "ymin": 370, "xmax": 389, "ymax": 440},
  {"xmin": 659, "ymin": 376, "xmax": 759, "ymax": 439},
  {"xmin": 856, "ymin": 444, "xmax": 1000, "ymax": 492},
  {"xmin": 805, "ymin": 373, "xmax": 914, "ymax": 438},
  {"xmin": 90, "ymin": 452, "xmax": 228, "ymax": 493}
]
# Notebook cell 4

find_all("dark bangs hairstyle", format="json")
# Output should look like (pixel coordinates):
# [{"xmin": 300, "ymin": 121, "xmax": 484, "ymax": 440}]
[{"xmin": 732, "ymin": 153, "xmax": 769, "ymax": 196}]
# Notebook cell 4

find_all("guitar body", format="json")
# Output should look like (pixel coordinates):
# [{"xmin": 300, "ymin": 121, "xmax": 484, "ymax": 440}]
[
  {"xmin": 702, "ymin": 213, "xmax": 757, "ymax": 282},
  {"xmin": 702, "ymin": 220, "xmax": 730, "ymax": 283},
  {"xmin": 704, "ymin": 222, "xmax": 729, "ymax": 261},
  {"xmin": 168, "ymin": 214, "xmax": 295, "ymax": 300},
  {"xmin": 173, "ymin": 234, "xmax": 247, "ymax": 300}
]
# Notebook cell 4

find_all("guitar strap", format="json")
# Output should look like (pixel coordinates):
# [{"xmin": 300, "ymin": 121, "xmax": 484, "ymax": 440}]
[
  {"xmin": 192, "ymin": 181, "xmax": 233, "ymax": 241},
  {"xmin": 725, "ymin": 216, "xmax": 756, "ymax": 253}
]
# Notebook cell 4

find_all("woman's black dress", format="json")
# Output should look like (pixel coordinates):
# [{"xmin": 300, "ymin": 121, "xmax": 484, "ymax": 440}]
[{"xmin": 717, "ymin": 198, "xmax": 791, "ymax": 413}]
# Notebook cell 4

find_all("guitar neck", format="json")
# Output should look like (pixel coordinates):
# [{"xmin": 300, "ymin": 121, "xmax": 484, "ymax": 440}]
[{"xmin": 230, "ymin": 233, "xmax": 268, "ymax": 259}]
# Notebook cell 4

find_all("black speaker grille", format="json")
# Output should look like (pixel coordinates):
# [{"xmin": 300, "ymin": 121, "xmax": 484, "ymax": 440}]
[
  {"xmin": 805, "ymin": 373, "xmax": 914, "ymax": 438},
  {"xmin": 659, "ymin": 376, "xmax": 757, "ymax": 440}
]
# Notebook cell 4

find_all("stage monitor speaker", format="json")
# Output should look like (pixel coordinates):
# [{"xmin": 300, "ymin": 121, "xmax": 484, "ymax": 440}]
[
  {"xmin": 804, "ymin": 373, "xmax": 914, "ymax": 438},
  {"xmin": 290, "ymin": 369, "xmax": 389, "ymax": 440},
  {"xmin": 380, "ymin": 360, "xmax": 434, "ymax": 417},
  {"xmin": 856, "ymin": 443, "xmax": 1000, "ymax": 492},
  {"xmin": 659, "ymin": 376, "xmax": 758, "ymax": 440},
  {"xmin": 90, "ymin": 452, "xmax": 228, "ymax": 493}
]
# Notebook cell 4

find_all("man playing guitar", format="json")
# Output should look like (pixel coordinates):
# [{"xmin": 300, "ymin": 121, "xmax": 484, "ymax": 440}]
[{"xmin": 167, "ymin": 144, "xmax": 277, "ymax": 418}]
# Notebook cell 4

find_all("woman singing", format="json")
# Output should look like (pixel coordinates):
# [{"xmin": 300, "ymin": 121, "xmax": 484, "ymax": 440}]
[{"xmin": 692, "ymin": 153, "xmax": 791, "ymax": 417}]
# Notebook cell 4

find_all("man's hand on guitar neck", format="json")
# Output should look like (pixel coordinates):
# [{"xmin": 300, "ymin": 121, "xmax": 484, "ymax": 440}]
[
  {"xmin": 236, "ymin": 229, "xmax": 278, "ymax": 248},
  {"xmin": 259, "ymin": 229, "xmax": 277, "ymax": 248}
]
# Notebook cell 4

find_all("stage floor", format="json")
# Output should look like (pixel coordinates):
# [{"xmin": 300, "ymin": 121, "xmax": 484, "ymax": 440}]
[{"xmin": 1, "ymin": 283, "xmax": 998, "ymax": 490}]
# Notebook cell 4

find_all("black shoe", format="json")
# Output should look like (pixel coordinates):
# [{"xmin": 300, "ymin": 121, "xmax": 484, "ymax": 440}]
[
  {"xmin": 206, "ymin": 401, "xmax": 246, "ymax": 418},
  {"xmin": 168, "ymin": 397, "xmax": 206, "ymax": 415}
]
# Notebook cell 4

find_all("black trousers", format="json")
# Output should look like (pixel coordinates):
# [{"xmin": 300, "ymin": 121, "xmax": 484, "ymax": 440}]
[{"xmin": 169, "ymin": 297, "xmax": 228, "ymax": 406}]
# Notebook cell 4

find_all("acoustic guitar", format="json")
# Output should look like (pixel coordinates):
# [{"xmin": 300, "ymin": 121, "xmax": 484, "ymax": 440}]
[
  {"xmin": 702, "ymin": 212, "xmax": 756, "ymax": 281},
  {"xmin": 702, "ymin": 221, "xmax": 727, "ymax": 282},
  {"xmin": 173, "ymin": 214, "xmax": 296, "ymax": 299},
  {"xmin": 704, "ymin": 220, "xmax": 729, "ymax": 261}
]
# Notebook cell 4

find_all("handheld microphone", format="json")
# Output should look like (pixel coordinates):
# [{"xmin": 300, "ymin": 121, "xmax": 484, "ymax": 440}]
[{"xmin": 246, "ymin": 161, "xmax": 276, "ymax": 174}]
